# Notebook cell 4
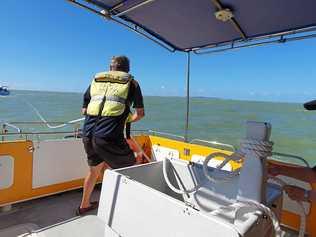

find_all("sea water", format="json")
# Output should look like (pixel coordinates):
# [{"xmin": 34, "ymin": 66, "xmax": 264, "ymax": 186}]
[{"xmin": 1, "ymin": 90, "xmax": 315, "ymax": 166}]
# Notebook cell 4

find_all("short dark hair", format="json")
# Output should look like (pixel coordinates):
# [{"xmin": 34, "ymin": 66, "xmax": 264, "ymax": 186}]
[{"xmin": 111, "ymin": 56, "xmax": 130, "ymax": 73}]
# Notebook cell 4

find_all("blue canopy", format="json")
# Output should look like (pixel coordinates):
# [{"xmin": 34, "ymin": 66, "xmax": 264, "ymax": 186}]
[{"xmin": 70, "ymin": 0, "xmax": 316, "ymax": 52}]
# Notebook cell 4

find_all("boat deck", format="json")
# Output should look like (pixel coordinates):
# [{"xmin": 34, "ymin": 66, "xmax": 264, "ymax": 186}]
[
  {"xmin": 0, "ymin": 187, "xmax": 100, "ymax": 236},
  {"xmin": 0, "ymin": 185, "xmax": 301, "ymax": 237}
]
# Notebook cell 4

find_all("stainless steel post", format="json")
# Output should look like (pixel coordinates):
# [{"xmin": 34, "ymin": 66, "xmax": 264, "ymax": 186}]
[{"xmin": 184, "ymin": 52, "xmax": 191, "ymax": 142}]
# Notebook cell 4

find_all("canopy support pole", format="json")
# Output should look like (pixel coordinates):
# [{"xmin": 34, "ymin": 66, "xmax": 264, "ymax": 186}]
[
  {"xmin": 114, "ymin": 0, "xmax": 156, "ymax": 17},
  {"xmin": 184, "ymin": 52, "xmax": 191, "ymax": 142}
]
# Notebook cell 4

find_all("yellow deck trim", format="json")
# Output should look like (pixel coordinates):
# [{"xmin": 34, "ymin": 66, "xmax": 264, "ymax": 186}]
[{"xmin": 147, "ymin": 135, "xmax": 241, "ymax": 170}]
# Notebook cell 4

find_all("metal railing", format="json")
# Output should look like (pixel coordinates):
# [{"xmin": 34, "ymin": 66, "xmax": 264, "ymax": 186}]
[
  {"xmin": 1, "ymin": 130, "xmax": 83, "ymax": 141},
  {"xmin": 0, "ymin": 122, "xmax": 311, "ymax": 168},
  {"xmin": 147, "ymin": 130, "xmax": 185, "ymax": 141},
  {"xmin": 269, "ymin": 152, "xmax": 310, "ymax": 168},
  {"xmin": 0, "ymin": 121, "xmax": 83, "ymax": 141},
  {"xmin": 190, "ymin": 139, "xmax": 236, "ymax": 152}
]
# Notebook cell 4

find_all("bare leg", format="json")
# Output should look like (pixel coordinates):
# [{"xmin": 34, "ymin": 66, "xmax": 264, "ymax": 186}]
[{"xmin": 80, "ymin": 162, "xmax": 107, "ymax": 208}]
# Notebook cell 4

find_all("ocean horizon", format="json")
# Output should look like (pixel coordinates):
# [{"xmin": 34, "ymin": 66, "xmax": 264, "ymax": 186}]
[
  {"xmin": 9, "ymin": 89, "xmax": 307, "ymax": 105},
  {"xmin": 1, "ymin": 89, "xmax": 316, "ymax": 166}
]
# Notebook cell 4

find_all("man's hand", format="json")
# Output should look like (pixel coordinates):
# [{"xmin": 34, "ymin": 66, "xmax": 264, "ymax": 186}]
[
  {"xmin": 135, "ymin": 153, "xmax": 143, "ymax": 164},
  {"xmin": 126, "ymin": 138, "xmax": 143, "ymax": 165},
  {"xmin": 81, "ymin": 108, "xmax": 87, "ymax": 115},
  {"xmin": 130, "ymin": 108, "xmax": 145, "ymax": 122}
]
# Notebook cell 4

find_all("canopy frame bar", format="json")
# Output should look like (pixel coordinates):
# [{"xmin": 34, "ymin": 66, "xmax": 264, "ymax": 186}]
[
  {"xmin": 190, "ymin": 25, "xmax": 316, "ymax": 52},
  {"xmin": 193, "ymin": 30, "xmax": 316, "ymax": 55},
  {"xmin": 110, "ymin": 0, "xmax": 129, "ymax": 12},
  {"xmin": 114, "ymin": 0, "xmax": 156, "ymax": 17},
  {"xmin": 67, "ymin": 0, "xmax": 176, "ymax": 52}
]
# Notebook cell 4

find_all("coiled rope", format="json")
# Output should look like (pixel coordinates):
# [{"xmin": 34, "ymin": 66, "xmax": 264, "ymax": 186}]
[
  {"xmin": 238, "ymin": 139, "xmax": 274, "ymax": 157},
  {"xmin": 203, "ymin": 139, "xmax": 273, "ymax": 183}
]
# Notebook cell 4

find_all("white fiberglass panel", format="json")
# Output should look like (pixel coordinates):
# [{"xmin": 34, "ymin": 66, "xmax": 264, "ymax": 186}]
[
  {"xmin": 98, "ymin": 169, "xmax": 240, "ymax": 237},
  {"xmin": 0, "ymin": 155, "xmax": 14, "ymax": 190},
  {"xmin": 32, "ymin": 140, "xmax": 88, "ymax": 188},
  {"xmin": 152, "ymin": 145, "xmax": 179, "ymax": 161}
]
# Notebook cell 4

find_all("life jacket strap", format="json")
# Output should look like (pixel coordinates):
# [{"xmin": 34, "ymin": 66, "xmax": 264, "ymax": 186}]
[{"xmin": 95, "ymin": 75, "xmax": 132, "ymax": 84}]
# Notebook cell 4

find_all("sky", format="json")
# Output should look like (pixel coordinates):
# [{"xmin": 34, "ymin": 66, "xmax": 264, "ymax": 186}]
[{"xmin": 1, "ymin": 0, "xmax": 316, "ymax": 102}]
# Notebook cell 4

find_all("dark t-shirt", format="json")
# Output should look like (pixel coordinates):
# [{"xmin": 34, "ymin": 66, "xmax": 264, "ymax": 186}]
[{"xmin": 82, "ymin": 79, "xmax": 144, "ymax": 141}]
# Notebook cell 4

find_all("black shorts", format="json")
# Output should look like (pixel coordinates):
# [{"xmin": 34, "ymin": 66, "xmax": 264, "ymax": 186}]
[{"xmin": 82, "ymin": 136, "xmax": 135, "ymax": 169}]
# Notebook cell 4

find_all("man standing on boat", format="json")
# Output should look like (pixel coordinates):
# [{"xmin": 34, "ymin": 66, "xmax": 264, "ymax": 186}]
[{"xmin": 78, "ymin": 56, "xmax": 145, "ymax": 215}]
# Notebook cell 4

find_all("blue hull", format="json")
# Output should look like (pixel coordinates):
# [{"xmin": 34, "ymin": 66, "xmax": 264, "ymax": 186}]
[{"xmin": 0, "ymin": 91, "xmax": 10, "ymax": 96}]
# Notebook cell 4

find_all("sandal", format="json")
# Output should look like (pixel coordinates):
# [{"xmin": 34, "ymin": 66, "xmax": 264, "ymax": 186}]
[{"xmin": 76, "ymin": 201, "xmax": 99, "ymax": 216}]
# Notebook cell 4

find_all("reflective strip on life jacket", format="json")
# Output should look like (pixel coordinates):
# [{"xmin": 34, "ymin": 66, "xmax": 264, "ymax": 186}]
[{"xmin": 90, "ymin": 95, "xmax": 127, "ymax": 104}]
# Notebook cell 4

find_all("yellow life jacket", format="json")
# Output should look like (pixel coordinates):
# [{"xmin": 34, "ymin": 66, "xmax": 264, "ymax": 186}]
[{"xmin": 86, "ymin": 71, "xmax": 132, "ymax": 117}]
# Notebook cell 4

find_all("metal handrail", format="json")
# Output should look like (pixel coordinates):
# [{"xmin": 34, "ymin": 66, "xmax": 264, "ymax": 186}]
[
  {"xmin": 2, "ymin": 123, "xmax": 21, "ymax": 133},
  {"xmin": 114, "ymin": 0, "xmax": 155, "ymax": 17},
  {"xmin": 0, "ymin": 122, "xmax": 310, "ymax": 167},
  {"xmin": 193, "ymin": 31, "xmax": 316, "ymax": 55},
  {"xmin": 269, "ymin": 152, "xmax": 310, "ymax": 168},
  {"xmin": 190, "ymin": 139, "xmax": 235, "ymax": 151},
  {"xmin": 0, "ymin": 120, "xmax": 83, "ymax": 135},
  {"xmin": 4, "ymin": 121, "xmax": 83, "ymax": 125},
  {"xmin": 148, "ymin": 130, "xmax": 185, "ymax": 141},
  {"xmin": 0, "ymin": 130, "xmax": 82, "ymax": 142},
  {"xmin": 0, "ymin": 131, "xmax": 80, "ymax": 136}
]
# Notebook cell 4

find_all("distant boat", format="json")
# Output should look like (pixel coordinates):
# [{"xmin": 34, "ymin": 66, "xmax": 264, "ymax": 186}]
[{"xmin": 0, "ymin": 86, "xmax": 10, "ymax": 96}]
